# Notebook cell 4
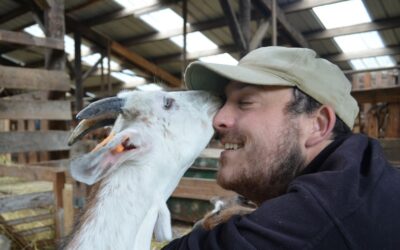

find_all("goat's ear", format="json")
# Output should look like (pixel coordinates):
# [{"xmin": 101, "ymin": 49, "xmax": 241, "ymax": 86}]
[{"xmin": 70, "ymin": 129, "xmax": 149, "ymax": 185}]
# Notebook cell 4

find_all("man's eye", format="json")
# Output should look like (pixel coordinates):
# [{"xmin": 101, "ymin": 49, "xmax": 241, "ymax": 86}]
[
  {"xmin": 238, "ymin": 100, "xmax": 253, "ymax": 106},
  {"xmin": 163, "ymin": 97, "xmax": 174, "ymax": 110}
]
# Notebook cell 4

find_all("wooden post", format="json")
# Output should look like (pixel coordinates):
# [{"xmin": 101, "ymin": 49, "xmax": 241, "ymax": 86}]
[
  {"xmin": 386, "ymin": 102, "xmax": 400, "ymax": 138},
  {"xmin": 63, "ymin": 183, "xmax": 74, "ymax": 236},
  {"xmin": 28, "ymin": 120, "xmax": 38, "ymax": 163},
  {"xmin": 53, "ymin": 171, "xmax": 66, "ymax": 238},
  {"xmin": 17, "ymin": 120, "xmax": 26, "ymax": 163},
  {"xmin": 0, "ymin": 119, "xmax": 11, "ymax": 163}
]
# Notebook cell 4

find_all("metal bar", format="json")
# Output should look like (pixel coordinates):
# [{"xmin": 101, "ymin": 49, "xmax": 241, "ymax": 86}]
[
  {"xmin": 74, "ymin": 31, "xmax": 83, "ymax": 111},
  {"xmin": 239, "ymin": 0, "xmax": 251, "ymax": 56},
  {"xmin": 272, "ymin": 0, "xmax": 277, "ymax": 46},
  {"xmin": 182, "ymin": 0, "xmax": 188, "ymax": 76}
]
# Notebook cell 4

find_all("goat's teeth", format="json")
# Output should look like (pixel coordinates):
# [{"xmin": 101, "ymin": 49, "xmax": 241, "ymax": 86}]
[{"xmin": 224, "ymin": 143, "xmax": 240, "ymax": 150}]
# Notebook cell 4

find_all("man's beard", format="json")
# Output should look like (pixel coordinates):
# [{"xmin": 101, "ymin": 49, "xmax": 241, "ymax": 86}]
[{"xmin": 217, "ymin": 119, "xmax": 306, "ymax": 205}]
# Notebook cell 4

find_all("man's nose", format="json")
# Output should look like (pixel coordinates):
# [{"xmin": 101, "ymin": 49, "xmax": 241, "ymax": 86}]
[{"xmin": 213, "ymin": 104, "xmax": 234, "ymax": 132}]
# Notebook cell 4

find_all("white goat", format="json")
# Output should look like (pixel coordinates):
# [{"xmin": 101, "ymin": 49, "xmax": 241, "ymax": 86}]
[{"xmin": 64, "ymin": 90, "xmax": 221, "ymax": 250}]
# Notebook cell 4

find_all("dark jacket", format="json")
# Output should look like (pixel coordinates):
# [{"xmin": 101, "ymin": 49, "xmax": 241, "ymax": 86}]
[{"xmin": 163, "ymin": 134, "xmax": 400, "ymax": 250}]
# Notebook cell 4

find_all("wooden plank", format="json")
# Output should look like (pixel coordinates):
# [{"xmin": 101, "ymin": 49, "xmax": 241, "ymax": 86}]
[
  {"xmin": 351, "ymin": 86, "xmax": 400, "ymax": 104},
  {"xmin": 0, "ymin": 100, "xmax": 71, "ymax": 120},
  {"xmin": 379, "ymin": 139, "xmax": 400, "ymax": 162},
  {"xmin": 7, "ymin": 213, "xmax": 53, "ymax": 226},
  {"xmin": 0, "ymin": 191, "xmax": 54, "ymax": 213},
  {"xmin": 18, "ymin": 225, "xmax": 53, "ymax": 237},
  {"xmin": 0, "ymin": 65, "xmax": 70, "ymax": 91},
  {"xmin": 0, "ymin": 164, "xmax": 66, "ymax": 182},
  {"xmin": 0, "ymin": 131, "xmax": 71, "ymax": 153},
  {"xmin": 172, "ymin": 178, "xmax": 235, "ymax": 201},
  {"xmin": 0, "ymin": 29, "xmax": 64, "ymax": 50}
]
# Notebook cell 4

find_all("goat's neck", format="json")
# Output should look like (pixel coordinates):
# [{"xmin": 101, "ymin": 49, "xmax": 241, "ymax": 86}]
[{"xmin": 67, "ymin": 163, "xmax": 175, "ymax": 250}]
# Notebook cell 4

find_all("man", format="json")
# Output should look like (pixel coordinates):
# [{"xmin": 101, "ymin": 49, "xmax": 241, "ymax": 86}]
[{"xmin": 163, "ymin": 47, "xmax": 400, "ymax": 249}]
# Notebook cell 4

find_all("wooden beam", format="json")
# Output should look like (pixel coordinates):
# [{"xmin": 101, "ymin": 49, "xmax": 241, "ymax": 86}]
[
  {"xmin": 110, "ymin": 41, "xmax": 181, "ymax": 87},
  {"xmin": 281, "ymin": 0, "xmax": 346, "ymax": 13},
  {"xmin": 0, "ymin": 65, "xmax": 70, "ymax": 91},
  {"xmin": 151, "ymin": 44, "xmax": 237, "ymax": 64},
  {"xmin": 253, "ymin": 0, "xmax": 309, "ymax": 47},
  {"xmin": 0, "ymin": 100, "xmax": 72, "ymax": 120},
  {"xmin": 44, "ymin": 0, "xmax": 66, "ymax": 70},
  {"xmin": 0, "ymin": 191, "xmax": 54, "ymax": 213},
  {"xmin": 82, "ymin": 54, "xmax": 105, "ymax": 81},
  {"xmin": 0, "ymin": 131, "xmax": 71, "ymax": 153},
  {"xmin": 7, "ymin": 213, "xmax": 53, "ymax": 226},
  {"xmin": 0, "ymin": 164, "xmax": 66, "ymax": 182},
  {"xmin": 0, "ymin": 29, "xmax": 64, "ymax": 50},
  {"xmin": 305, "ymin": 17, "xmax": 400, "ymax": 41},
  {"xmin": 351, "ymin": 86, "xmax": 400, "ymax": 104},
  {"xmin": 325, "ymin": 46, "xmax": 400, "ymax": 62},
  {"xmin": 218, "ymin": 0, "xmax": 247, "ymax": 52},
  {"xmin": 65, "ymin": 17, "xmax": 181, "ymax": 87},
  {"xmin": 249, "ymin": 18, "xmax": 270, "ymax": 50}
]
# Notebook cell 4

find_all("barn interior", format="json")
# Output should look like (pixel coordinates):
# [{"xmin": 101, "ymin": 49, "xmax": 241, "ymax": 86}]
[{"xmin": 0, "ymin": 0, "xmax": 399, "ymax": 249}]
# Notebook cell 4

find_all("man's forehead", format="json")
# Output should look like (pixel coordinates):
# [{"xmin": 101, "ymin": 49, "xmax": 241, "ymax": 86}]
[
  {"xmin": 224, "ymin": 81, "xmax": 290, "ymax": 96},
  {"xmin": 224, "ymin": 81, "xmax": 261, "ymax": 95}
]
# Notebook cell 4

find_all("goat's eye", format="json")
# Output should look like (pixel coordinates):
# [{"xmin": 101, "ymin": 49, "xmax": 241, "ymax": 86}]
[{"xmin": 163, "ymin": 97, "xmax": 174, "ymax": 110}]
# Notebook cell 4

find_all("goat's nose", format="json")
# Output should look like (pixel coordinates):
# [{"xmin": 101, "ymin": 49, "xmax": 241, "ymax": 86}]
[{"xmin": 213, "ymin": 104, "xmax": 234, "ymax": 132}]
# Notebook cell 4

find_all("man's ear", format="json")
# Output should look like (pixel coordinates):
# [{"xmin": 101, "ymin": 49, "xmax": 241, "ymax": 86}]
[{"xmin": 305, "ymin": 105, "xmax": 336, "ymax": 148}]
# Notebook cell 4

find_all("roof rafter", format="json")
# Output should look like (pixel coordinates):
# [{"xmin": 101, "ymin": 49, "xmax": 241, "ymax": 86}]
[
  {"xmin": 280, "ymin": 0, "xmax": 346, "ymax": 13},
  {"xmin": 325, "ymin": 46, "xmax": 400, "ymax": 62},
  {"xmin": 305, "ymin": 16, "xmax": 400, "ymax": 41}
]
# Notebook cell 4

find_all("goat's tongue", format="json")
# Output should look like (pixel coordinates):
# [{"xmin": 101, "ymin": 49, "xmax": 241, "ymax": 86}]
[{"xmin": 91, "ymin": 132, "xmax": 116, "ymax": 152}]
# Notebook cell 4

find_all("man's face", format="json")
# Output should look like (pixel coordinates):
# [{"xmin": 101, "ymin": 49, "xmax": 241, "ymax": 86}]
[{"xmin": 213, "ymin": 82, "xmax": 307, "ymax": 204}]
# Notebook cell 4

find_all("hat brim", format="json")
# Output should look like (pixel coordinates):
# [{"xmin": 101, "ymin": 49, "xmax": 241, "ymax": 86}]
[{"xmin": 185, "ymin": 61, "xmax": 295, "ymax": 94}]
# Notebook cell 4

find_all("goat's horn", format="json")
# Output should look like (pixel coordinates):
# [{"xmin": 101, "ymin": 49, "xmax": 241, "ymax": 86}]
[
  {"xmin": 76, "ymin": 97, "xmax": 125, "ymax": 120},
  {"xmin": 68, "ymin": 118, "xmax": 115, "ymax": 146}
]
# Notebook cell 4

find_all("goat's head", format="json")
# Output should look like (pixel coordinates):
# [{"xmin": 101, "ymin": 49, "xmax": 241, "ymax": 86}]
[{"xmin": 68, "ymin": 90, "xmax": 221, "ymax": 185}]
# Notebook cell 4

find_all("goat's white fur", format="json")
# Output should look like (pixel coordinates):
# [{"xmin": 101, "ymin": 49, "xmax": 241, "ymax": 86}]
[{"xmin": 65, "ymin": 90, "xmax": 220, "ymax": 250}]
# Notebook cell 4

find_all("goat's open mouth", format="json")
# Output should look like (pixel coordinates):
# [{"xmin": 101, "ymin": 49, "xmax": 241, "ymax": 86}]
[{"xmin": 111, "ymin": 137, "xmax": 136, "ymax": 154}]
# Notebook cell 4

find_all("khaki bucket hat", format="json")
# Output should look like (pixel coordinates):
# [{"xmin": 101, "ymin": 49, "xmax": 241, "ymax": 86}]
[{"xmin": 185, "ymin": 46, "xmax": 359, "ymax": 129}]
